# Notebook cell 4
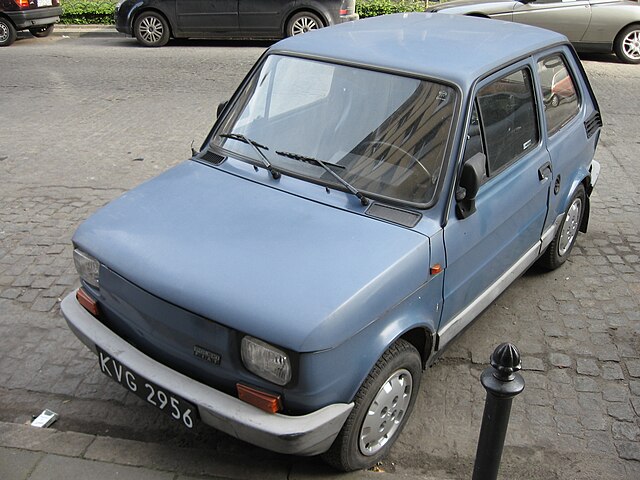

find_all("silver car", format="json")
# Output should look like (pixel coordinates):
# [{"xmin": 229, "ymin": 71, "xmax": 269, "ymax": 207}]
[{"xmin": 427, "ymin": 0, "xmax": 640, "ymax": 64}]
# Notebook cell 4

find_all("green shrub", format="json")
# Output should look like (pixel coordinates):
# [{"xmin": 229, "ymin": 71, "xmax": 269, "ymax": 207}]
[
  {"xmin": 60, "ymin": 0, "xmax": 117, "ymax": 24},
  {"xmin": 356, "ymin": 0, "xmax": 427, "ymax": 19}
]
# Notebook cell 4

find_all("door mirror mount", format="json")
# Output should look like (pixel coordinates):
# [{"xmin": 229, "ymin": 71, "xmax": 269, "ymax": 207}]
[{"xmin": 456, "ymin": 152, "xmax": 486, "ymax": 219}]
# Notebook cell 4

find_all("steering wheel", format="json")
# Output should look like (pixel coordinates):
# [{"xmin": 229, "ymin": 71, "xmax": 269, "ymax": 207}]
[{"xmin": 361, "ymin": 140, "xmax": 431, "ymax": 181}]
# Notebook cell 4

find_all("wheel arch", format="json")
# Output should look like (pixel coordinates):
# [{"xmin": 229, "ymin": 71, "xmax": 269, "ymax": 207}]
[
  {"xmin": 131, "ymin": 7, "xmax": 175, "ymax": 39},
  {"xmin": 0, "ymin": 13, "xmax": 16, "ymax": 28},
  {"xmin": 283, "ymin": 8, "xmax": 328, "ymax": 36},
  {"xmin": 615, "ymin": 21, "xmax": 640, "ymax": 45}
]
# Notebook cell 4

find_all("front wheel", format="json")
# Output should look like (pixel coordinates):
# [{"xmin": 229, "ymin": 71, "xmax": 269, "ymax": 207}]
[
  {"xmin": 286, "ymin": 11, "xmax": 323, "ymax": 37},
  {"xmin": 322, "ymin": 339, "xmax": 422, "ymax": 471},
  {"xmin": 134, "ymin": 12, "xmax": 170, "ymax": 47},
  {"xmin": 0, "ymin": 17, "xmax": 17, "ymax": 47},
  {"xmin": 614, "ymin": 24, "xmax": 640, "ymax": 64},
  {"xmin": 539, "ymin": 184, "xmax": 585, "ymax": 270},
  {"xmin": 29, "ymin": 24, "xmax": 54, "ymax": 38}
]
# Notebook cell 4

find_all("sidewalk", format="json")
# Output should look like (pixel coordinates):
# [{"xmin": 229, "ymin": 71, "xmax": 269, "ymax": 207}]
[{"xmin": 0, "ymin": 421, "xmax": 447, "ymax": 480}]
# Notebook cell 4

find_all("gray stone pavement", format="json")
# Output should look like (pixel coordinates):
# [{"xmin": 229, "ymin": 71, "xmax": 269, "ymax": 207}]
[{"xmin": 0, "ymin": 35, "xmax": 639, "ymax": 478}]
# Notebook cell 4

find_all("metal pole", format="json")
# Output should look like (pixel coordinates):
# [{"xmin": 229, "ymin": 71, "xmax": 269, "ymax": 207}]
[{"xmin": 472, "ymin": 343, "xmax": 525, "ymax": 480}]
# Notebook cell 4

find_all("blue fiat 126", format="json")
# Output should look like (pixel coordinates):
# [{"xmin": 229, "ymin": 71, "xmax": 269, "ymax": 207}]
[{"xmin": 62, "ymin": 13, "xmax": 601, "ymax": 471}]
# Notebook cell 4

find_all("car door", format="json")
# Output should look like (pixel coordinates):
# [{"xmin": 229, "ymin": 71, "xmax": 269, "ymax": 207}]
[
  {"xmin": 176, "ymin": 0, "xmax": 239, "ymax": 34},
  {"xmin": 239, "ymin": 0, "xmax": 293, "ymax": 33},
  {"xmin": 513, "ymin": 0, "xmax": 591, "ymax": 42},
  {"xmin": 438, "ymin": 60, "xmax": 553, "ymax": 346},
  {"xmin": 535, "ymin": 47, "xmax": 597, "ymax": 233}
]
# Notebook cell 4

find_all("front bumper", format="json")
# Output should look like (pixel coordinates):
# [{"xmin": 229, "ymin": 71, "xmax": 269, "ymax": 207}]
[
  {"xmin": 61, "ymin": 291, "xmax": 353, "ymax": 456},
  {"xmin": 339, "ymin": 13, "xmax": 359, "ymax": 23},
  {"xmin": 7, "ymin": 6, "xmax": 62, "ymax": 30}
]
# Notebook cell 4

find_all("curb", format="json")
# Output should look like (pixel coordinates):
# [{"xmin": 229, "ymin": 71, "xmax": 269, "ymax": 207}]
[
  {"xmin": 52, "ymin": 24, "xmax": 121, "ymax": 37},
  {"xmin": 0, "ymin": 421, "xmax": 451, "ymax": 480}
]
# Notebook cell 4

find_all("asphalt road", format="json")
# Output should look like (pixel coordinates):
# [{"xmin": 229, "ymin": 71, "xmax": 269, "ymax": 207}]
[{"xmin": 1, "ymin": 33, "xmax": 639, "ymax": 479}]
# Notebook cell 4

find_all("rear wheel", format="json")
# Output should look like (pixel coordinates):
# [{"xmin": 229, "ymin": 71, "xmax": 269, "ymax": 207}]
[
  {"xmin": 286, "ymin": 11, "xmax": 323, "ymax": 37},
  {"xmin": 0, "ymin": 17, "xmax": 17, "ymax": 47},
  {"xmin": 134, "ymin": 12, "xmax": 170, "ymax": 47},
  {"xmin": 539, "ymin": 184, "xmax": 585, "ymax": 270},
  {"xmin": 29, "ymin": 24, "xmax": 54, "ymax": 38},
  {"xmin": 322, "ymin": 339, "xmax": 422, "ymax": 471},
  {"xmin": 614, "ymin": 24, "xmax": 640, "ymax": 64}
]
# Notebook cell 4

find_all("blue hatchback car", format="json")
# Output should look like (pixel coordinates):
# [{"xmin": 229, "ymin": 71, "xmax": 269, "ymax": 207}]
[{"xmin": 62, "ymin": 13, "xmax": 602, "ymax": 471}]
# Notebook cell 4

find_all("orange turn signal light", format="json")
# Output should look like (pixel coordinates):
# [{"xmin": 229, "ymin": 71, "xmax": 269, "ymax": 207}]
[
  {"xmin": 430, "ymin": 264, "xmax": 443, "ymax": 275},
  {"xmin": 76, "ymin": 287, "xmax": 99, "ymax": 317},
  {"xmin": 237, "ymin": 383, "xmax": 282, "ymax": 414}
]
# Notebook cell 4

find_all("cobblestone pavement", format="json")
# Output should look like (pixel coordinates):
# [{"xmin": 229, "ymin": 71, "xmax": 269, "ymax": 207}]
[{"xmin": 0, "ymin": 37, "xmax": 639, "ymax": 479}]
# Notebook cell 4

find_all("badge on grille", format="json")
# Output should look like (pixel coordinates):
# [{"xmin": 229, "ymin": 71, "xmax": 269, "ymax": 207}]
[{"xmin": 193, "ymin": 345, "xmax": 221, "ymax": 365}]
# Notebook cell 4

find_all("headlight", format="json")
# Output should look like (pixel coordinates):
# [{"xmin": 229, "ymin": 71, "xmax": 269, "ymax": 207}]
[
  {"xmin": 241, "ymin": 336, "xmax": 291, "ymax": 386},
  {"xmin": 73, "ymin": 248, "xmax": 100, "ymax": 289}
]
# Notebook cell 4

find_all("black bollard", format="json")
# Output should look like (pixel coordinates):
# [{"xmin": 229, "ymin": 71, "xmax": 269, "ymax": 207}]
[{"xmin": 472, "ymin": 343, "xmax": 525, "ymax": 480}]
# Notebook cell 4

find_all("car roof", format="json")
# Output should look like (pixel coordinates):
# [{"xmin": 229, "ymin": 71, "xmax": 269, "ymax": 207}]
[{"xmin": 270, "ymin": 13, "xmax": 568, "ymax": 91}]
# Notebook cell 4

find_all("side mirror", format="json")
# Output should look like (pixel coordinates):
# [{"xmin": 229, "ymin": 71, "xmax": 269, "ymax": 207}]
[
  {"xmin": 217, "ymin": 100, "xmax": 229, "ymax": 118},
  {"xmin": 456, "ymin": 152, "xmax": 486, "ymax": 219}
]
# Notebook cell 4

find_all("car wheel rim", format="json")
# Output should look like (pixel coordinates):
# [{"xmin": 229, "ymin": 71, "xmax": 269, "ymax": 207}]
[
  {"xmin": 622, "ymin": 30, "xmax": 640, "ymax": 61},
  {"xmin": 292, "ymin": 17, "xmax": 318, "ymax": 35},
  {"xmin": 139, "ymin": 17, "xmax": 164, "ymax": 44},
  {"xmin": 558, "ymin": 197, "xmax": 582, "ymax": 256},
  {"xmin": 0, "ymin": 23, "xmax": 8, "ymax": 43},
  {"xmin": 359, "ymin": 368, "xmax": 412, "ymax": 456}
]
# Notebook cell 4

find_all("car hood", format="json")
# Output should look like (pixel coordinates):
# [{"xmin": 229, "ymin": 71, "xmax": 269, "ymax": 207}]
[{"xmin": 74, "ymin": 160, "xmax": 431, "ymax": 352}]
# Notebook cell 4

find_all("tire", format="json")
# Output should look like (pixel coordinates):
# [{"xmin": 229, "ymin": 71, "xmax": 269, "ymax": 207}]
[
  {"xmin": 29, "ymin": 24, "xmax": 55, "ymax": 38},
  {"xmin": 134, "ymin": 12, "xmax": 170, "ymax": 47},
  {"xmin": 286, "ymin": 11, "xmax": 323, "ymax": 37},
  {"xmin": 0, "ymin": 17, "xmax": 17, "ymax": 47},
  {"xmin": 322, "ymin": 339, "xmax": 422, "ymax": 471},
  {"xmin": 539, "ymin": 184, "xmax": 585, "ymax": 270},
  {"xmin": 614, "ymin": 24, "xmax": 640, "ymax": 64},
  {"xmin": 550, "ymin": 94, "xmax": 559, "ymax": 108}
]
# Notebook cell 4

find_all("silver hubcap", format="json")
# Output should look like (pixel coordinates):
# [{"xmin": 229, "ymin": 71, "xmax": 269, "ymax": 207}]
[
  {"xmin": 292, "ymin": 17, "xmax": 319, "ymax": 35},
  {"xmin": 139, "ymin": 16, "xmax": 164, "ymax": 44},
  {"xmin": 0, "ymin": 23, "xmax": 8, "ymax": 43},
  {"xmin": 558, "ymin": 197, "xmax": 582, "ymax": 256},
  {"xmin": 359, "ymin": 368, "xmax": 412, "ymax": 456},
  {"xmin": 622, "ymin": 30, "xmax": 640, "ymax": 60}
]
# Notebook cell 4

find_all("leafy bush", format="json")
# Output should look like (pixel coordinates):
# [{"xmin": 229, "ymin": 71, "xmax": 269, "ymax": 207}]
[
  {"xmin": 60, "ymin": 0, "xmax": 117, "ymax": 24},
  {"xmin": 356, "ymin": 0, "xmax": 427, "ymax": 19}
]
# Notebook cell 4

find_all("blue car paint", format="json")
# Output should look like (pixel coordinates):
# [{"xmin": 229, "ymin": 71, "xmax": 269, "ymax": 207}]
[
  {"xmin": 73, "ymin": 160, "xmax": 433, "ymax": 353},
  {"xmin": 63, "ymin": 13, "xmax": 602, "ymax": 460}
]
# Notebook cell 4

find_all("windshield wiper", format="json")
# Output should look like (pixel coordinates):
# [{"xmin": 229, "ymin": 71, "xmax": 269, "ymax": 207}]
[
  {"xmin": 219, "ymin": 133, "xmax": 281, "ymax": 179},
  {"xmin": 275, "ymin": 150, "xmax": 369, "ymax": 206}
]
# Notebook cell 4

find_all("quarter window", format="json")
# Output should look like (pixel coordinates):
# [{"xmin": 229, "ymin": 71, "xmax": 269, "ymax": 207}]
[
  {"xmin": 537, "ymin": 55, "xmax": 580, "ymax": 136},
  {"xmin": 476, "ymin": 68, "xmax": 539, "ymax": 175}
]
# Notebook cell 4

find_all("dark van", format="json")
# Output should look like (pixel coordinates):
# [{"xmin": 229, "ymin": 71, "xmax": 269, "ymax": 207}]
[{"xmin": 114, "ymin": 0, "xmax": 358, "ymax": 47}]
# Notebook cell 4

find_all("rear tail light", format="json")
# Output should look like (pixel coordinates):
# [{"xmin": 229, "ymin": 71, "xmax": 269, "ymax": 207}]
[
  {"xmin": 340, "ymin": 0, "xmax": 355, "ymax": 15},
  {"xmin": 14, "ymin": 0, "xmax": 30, "ymax": 8}
]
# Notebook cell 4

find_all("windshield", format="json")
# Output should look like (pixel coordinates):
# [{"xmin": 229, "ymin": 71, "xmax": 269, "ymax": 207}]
[{"xmin": 210, "ymin": 54, "xmax": 457, "ymax": 205}]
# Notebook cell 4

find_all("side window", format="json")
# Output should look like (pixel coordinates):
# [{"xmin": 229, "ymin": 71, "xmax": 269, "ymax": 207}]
[
  {"xmin": 537, "ymin": 55, "xmax": 580, "ymax": 136},
  {"xmin": 476, "ymin": 68, "xmax": 539, "ymax": 175}
]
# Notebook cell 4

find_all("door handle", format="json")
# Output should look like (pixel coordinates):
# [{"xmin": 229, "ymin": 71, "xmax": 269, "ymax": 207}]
[{"xmin": 538, "ymin": 161, "xmax": 552, "ymax": 181}]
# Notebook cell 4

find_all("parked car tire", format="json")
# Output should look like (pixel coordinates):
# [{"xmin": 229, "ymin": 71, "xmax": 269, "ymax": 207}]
[
  {"xmin": 0, "ymin": 17, "xmax": 17, "ymax": 47},
  {"xmin": 29, "ymin": 24, "xmax": 55, "ymax": 38},
  {"xmin": 539, "ymin": 184, "xmax": 585, "ymax": 270},
  {"xmin": 614, "ymin": 24, "xmax": 640, "ymax": 64},
  {"xmin": 134, "ymin": 11, "xmax": 170, "ymax": 47},
  {"xmin": 286, "ymin": 11, "xmax": 323, "ymax": 37},
  {"xmin": 323, "ymin": 339, "xmax": 422, "ymax": 471}
]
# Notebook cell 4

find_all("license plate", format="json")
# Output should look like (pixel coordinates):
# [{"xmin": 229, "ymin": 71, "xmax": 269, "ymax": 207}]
[
  {"xmin": 38, "ymin": 0, "xmax": 52, "ymax": 6},
  {"xmin": 97, "ymin": 346, "xmax": 197, "ymax": 429}
]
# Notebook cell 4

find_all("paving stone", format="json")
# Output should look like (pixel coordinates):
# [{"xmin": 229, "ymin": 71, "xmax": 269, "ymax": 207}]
[
  {"xmin": 626, "ymin": 360, "xmax": 640, "ymax": 378},
  {"xmin": 607, "ymin": 402, "xmax": 637, "ymax": 422},
  {"xmin": 0, "ymin": 447, "xmax": 43, "ymax": 480},
  {"xmin": 576, "ymin": 358, "xmax": 600, "ymax": 376},
  {"xmin": 602, "ymin": 363, "xmax": 625, "ymax": 380},
  {"xmin": 549, "ymin": 353, "xmax": 572, "ymax": 368},
  {"xmin": 616, "ymin": 442, "xmax": 640, "ymax": 462}
]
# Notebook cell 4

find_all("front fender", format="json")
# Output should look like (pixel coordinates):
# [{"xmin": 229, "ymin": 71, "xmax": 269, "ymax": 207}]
[{"xmin": 286, "ymin": 277, "xmax": 442, "ymax": 413}]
